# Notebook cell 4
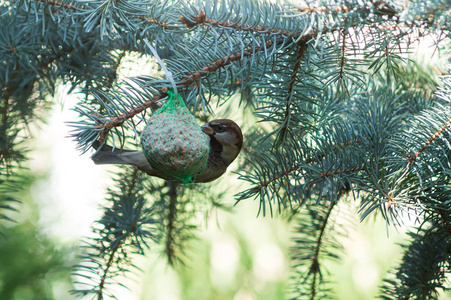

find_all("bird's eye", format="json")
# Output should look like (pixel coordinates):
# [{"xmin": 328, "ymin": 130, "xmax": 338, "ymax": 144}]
[{"xmin": 215, "ymin": 124, "xmax": 227, "ymax": 133}]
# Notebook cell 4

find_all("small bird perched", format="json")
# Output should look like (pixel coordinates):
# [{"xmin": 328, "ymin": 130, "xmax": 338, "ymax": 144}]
[{"xmin": 91, "ymin": 119, "xmax": 243, "ymax": 183}]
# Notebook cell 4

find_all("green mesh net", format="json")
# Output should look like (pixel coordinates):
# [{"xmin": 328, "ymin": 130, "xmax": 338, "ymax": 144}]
[{"xmin": 141, "ymin": 91, "xmax": 209, "ymax": 183}]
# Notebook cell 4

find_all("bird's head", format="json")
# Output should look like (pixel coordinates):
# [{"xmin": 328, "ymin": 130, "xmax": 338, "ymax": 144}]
[{"xmin": 201, "ymin": 119, "xmax": 243, "ymax": 165}]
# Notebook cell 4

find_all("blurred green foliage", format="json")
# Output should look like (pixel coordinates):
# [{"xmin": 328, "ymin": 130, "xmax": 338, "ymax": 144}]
[
  {"xmin": 0, "ymin": 223, "xmax": 72, "ymax": 299},
  {"xmin": 0, "ymin": 173, "xmax": 74, "ymax": 300}
]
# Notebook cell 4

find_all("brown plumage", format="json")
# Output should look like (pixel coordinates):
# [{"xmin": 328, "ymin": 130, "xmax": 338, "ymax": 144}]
[{"xmin": 91, "ymin": 119, "xmax": 243, "ymax": 183}]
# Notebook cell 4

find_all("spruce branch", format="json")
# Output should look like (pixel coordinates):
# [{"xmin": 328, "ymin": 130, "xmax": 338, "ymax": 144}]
[
  {"xmin": 290, "ymin": 199, "xmax": 345, "ymax": 299},
  {"xmin": 180, "ymin": 9, "xmax": 302, "ymax": 38},
  {"xmin": 30, "ymin": 0, "xmax": 175, "ymax": 29},
  {"xmin": 33, "ymin": 0, "xmax": 75, "ymax": 10},
  {"xmin": 97, "ymin": 240, "xmax": 122, "ymax": 299},
  {"xmin": 379, "ymin": 227, "xmax": 451, "ymax": 299},
  {"xmin": 246, "ymin": 163, "xmax": 301, "ymax": 196},
  {"xmin": 356, "ymin": 90, "xmax": 451, "ymax": 221},
  {"xmin": 407, "ymin": 117, "xmax": 451, "ymax": 165},
  {"xmin": 157, "ymin": 182, "xmax": 217, "ymax": 266},
  {"xmin": 1, "ymin": 67, "xmax": 22, "ymax": 136},
  {"xmin": 94, "ymin": 38, "xmax": 283, "ymax": 143},
  {"xmin": 0, "ymin": 55, "xmax": 52, "ymax": 225},
  {"xmin": 339, "ymin": 30, "xmax": 346, "ymax": 81},
  {"xmin": 237, "ymin": 133, "xmax": 364, "ymax": 209},
  {"xmin": 165, "ymin": 181, "xmax": 179, "ymax": 266},
  {"xmin": 71, "ymin": 168, "xmax": 159, "ymax": 299},
  {"xmin": 135, "ymin": 15, "xmax": 171, "ymax": 29},
  {"xmin": 319, "ymin": 166, "xmax": 364, "ymax": 178},
  {"xmin": 0, "ymin": 172, "xmax": 23, "ymax": 224},
  {"xmin": 96, "ymin": 169, "xmax": 140, "ymax": 297},
  {"xmin": 308, "ymin": 201, "xmax": 336, "ymax": 299},
  {"xmin": 438, "ymin": 209, "xmax": 451, "ymax": 236},
  {"xmin": 37, "ymin": 45, "xmax": 75, "ymax": 70},
  {"xmin": 178, "ymin": 40, "xmax": 275, "ymax": 84},
  {"xmin": 369, "ymin": 0, "xmax": 401, "ymax": 17},
  {"xmin": 294, "ymin": 0, "xmax": 403, "ymax": 20},
  {"xmin": 296, "ymin": 4, "xmax": 350, "ymax": 14},
  {"xmin": 1, "ymin": 91, "xmax": 10, "ymax": 127},
  {"xmin": 275, "ymin": 43, "xmax": 309, "ymax": 146},
  {"xmin": 95, "ymin": 91, "xmax": 164, "ymax": 143},
  {"xmin": 105, "ymin": 50, "xmax": 127, "ymax": 90}
]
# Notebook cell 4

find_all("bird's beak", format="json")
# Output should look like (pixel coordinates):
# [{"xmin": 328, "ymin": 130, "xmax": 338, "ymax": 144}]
[{"xmin": 201, "ymin": 124, "xmax": 214, "ymax": 135}]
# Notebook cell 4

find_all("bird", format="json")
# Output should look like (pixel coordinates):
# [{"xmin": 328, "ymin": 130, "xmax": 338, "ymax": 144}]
[{"xmin": 91, "ymin": 119, "xmax": 243, "ymax": 183}]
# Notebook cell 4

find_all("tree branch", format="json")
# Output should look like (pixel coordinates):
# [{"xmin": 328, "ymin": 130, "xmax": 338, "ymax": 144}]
[
  {"xmin": 32, "ymin": 0, "xmax": 173, "ymax": 28},
  {"xmin": 35, "ymin": 0, "xmax": 75, "ymax": 10},
  {"xmin": 96, "ymin": 168, "xmax": 139, "ymax": 298},
  {"xmin": 309, "ymin": 201, "xmax": 337, "ymax": 299},
  {"xmin": 98, "ymin": 242, "xmax": 120, "ymax": 298},
  {"xmin": 297, "ymin": 1, "xmax": 401, "ymax": 18},
  {"xmin": 276, "ymin": 43, "xmax": 308, "ymax": 145},
  {"xmin": 247, "ymin": 137, "xmax": 363, "ymax": 195},
  {"xmin": 95, "ymin": 38, "xmax": 293, "ymax": 142},
  {"xmin": 438, "ymin": 209, "xmax": 451, "ymax": 236},
  {"xmin": 180, "ymin": 9, "xmax": 302, "ymax": 38},
  {"xmin": 297, "ymin": 5, "xmax": 350, "ymax": 13},
  {"xmin": 165, "ymin": 181, "xmax": 179, "ymax": 266},
  {"xmin": 408, "ymin": 118, "xmax": 451, "ymax": 165},
  {"xmin": 339, "ymin": 30, "xmax": 346, "ymax": 81}
]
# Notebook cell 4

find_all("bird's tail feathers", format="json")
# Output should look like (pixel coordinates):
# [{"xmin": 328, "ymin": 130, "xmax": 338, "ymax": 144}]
[
  {"xmin": 91, "ymin": 141, "xmax": 140, "ymax": 165},
  {"xmin": 92, "ymin": 150, "xmax": 126, "ymax": 165},
  {"xmin": 91, "ymin": 142, "xmax": 154, "ymax": 176}
]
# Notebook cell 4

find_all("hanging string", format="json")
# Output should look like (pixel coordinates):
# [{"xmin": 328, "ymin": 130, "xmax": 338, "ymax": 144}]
[{"xmin": 144, "ymin": 39, "xmax": 178, "ymax": 94}]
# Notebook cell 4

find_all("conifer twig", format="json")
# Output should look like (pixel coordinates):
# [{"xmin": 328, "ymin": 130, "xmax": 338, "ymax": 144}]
[
  {"xmin": 249, "ymin": 163, "xmax": 300, "ymax": 194},
  {"xmin": 246, "ymin": 138, "xmax": 363, "ymax": 195},
  {"xmin": 438, "ymin": 209, "xmax": 451, "ymax": 235},
  {"xmin": 32, "ymin": 0, "xmax": 173, "ymax": 28},
  {"xmin": 339, "ymin": 30, "xmax": 347, "ymax": 80},
  {"xmin": 97, "ymin": 93, "xmax": 164, "ymax": 143},
  {"xmin": 319, "ymin": 167, "xmax": 363, "ymax": 178},
  {"xmin": 180, "ymin": 10, "xmax": 301, "ymax": 38},
  {"xmin": 37, "ymin": 46, "xmax": 74, "ymax": 70},
  {"xmin": 277, "ymin": 43, "xmax": 308, "ymax": 144},
  {"xmin": 98, "ymin": 243, "xmax": 120, "ymax": 297},
  {"xmin": 296, "ymin": 0, "xmax": 412, "ymax": 17},
  {"xmin": 297, "ymin": 5, "xmax": 350, "ymax": 13},
  {"xmin": 35, "ymin": 0, "xmax": 75, "ymax": 10},
  {"xmin": 407, "ymin": 118, "xmax": 451, "ymax": 165},
  {"xmin": 107, "ymin": 50, "xmax": 127, "ymax": 88},
  {"xmin": 95, "ymin": 38, "xmax": 283, "ymax": 142},
  {"xmin": 309, "ymin": 201, "xmax": 336, "ymax": 298},
  {"xmin": 165, "ymin": 181, "xmax": 178, "ymax": 265}
]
